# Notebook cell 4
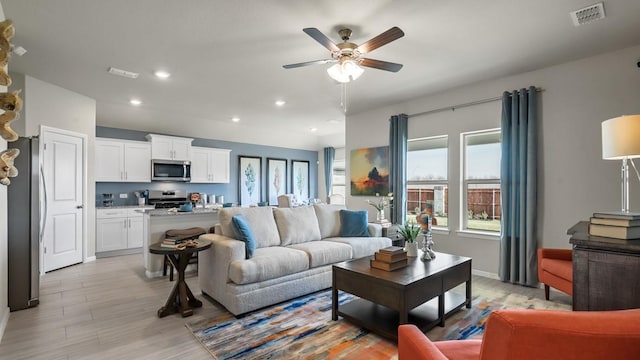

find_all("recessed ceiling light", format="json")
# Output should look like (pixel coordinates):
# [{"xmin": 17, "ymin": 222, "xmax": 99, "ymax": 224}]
[
  {"xmin": 310, "ymin": 127, "xmax": 318, "ymax": 132},
  {"xmin": 154, "ymin": 70, "xmax": 171, "ymax": 79},
  {"xmin": 231, "ymin": 117, "xmax": 240, "ymax": 123},
  {"xmin": 129, "ymin": 99, "xmax": 142, "ymax": 106},
  {"xmin": 275, "ymin": 100, "xmax": 286, "ymax": 107}
]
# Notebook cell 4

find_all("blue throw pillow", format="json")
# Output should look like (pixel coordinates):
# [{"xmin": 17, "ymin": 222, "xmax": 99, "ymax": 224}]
[
  {"xmin": 231, "ymin": 214, "xmax": 257, "ymax": 259},
  {"xmin": 339, "ymin": 210, "xmax": 369, "ymax": 237}
]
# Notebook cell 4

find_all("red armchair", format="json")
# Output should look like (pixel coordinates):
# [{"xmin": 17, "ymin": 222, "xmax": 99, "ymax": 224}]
[
  {"xmin": 537, "ymin": 248, "xmax": 572, "ymax": 300},
  {"xmin": 399, "ymin": 308, "xmax": 640, "ymax": 360}
]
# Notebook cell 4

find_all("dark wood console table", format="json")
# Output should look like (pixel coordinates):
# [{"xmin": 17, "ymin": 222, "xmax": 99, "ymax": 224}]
[
  {"xmin": 569, "ymin": 221, "xmax": 640, "ymax": 311},
  {"xmin": 149, "ymin": 239, "xmax": 211, "ymax": 317}
]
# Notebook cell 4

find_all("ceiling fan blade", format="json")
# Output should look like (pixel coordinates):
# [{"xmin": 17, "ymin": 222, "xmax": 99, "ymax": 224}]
[
  {"xmin": 283, "ymin": 59, "xmax": 335, "ymax": 69},
  {"xmin": 360, "ymin": 58, "xmax": 403, "ymax": 72},
  {"xmin": 303, "ymin": 28, "xmax": 340, "ymax": 52},
  {"xmin": 356, "ymin": 26, "xmax": 405, "ymax": 54}
]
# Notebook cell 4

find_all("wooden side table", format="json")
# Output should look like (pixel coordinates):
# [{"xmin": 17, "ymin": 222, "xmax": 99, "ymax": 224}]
[
  {"xmin": 382, "ymin": 224, "xmax": 405, "ymax": 247},
  {"xmin": 149, "ymin": 239, "xmax": 212, "ymax": 318}
]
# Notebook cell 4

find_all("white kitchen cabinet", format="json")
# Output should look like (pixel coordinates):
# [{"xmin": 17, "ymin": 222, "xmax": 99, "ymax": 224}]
[
  {"xmin": 96, "ymin": 208, "xmax": 146, "ymax": 253},
  {"xmin": 190, "ymin": 146, "xmax": 231, "ymax": 183},
  {"xmin": 95, "ymin": 138, "xmax": 151, "ymax": 182},
  {"xmin": 145, "ymin": 134, "xmax": 193, "ymax": 161}
]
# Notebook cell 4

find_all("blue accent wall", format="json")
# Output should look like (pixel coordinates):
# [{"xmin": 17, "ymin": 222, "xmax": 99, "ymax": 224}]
[{"xmin": 96, "ymin": 127, "xmax": 318, "ymax": 206}]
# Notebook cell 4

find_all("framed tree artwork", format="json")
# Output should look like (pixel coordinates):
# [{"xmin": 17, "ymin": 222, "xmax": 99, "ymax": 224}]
[
  {"xmin": 238, "ymin": 156, "xmax": 262, "ymax": 206},
  {"xmin": 350, "ymin": 146, "xmax": 390, "ymax": 196},
  {"xmin": 291, "ymin": 160, "xmax": 310, "ymax": 202},
  {"xmin": 266, "ymin": 158, "xmax": 287, "ymax": 205}
]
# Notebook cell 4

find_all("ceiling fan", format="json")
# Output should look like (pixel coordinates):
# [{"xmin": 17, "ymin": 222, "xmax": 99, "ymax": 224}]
[{"xmin": 283, "ymin": 26, "xmax": 405, "ymax": 83}]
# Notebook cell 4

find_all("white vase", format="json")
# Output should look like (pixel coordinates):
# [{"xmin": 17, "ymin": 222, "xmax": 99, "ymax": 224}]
[
  {"xmin": 376, "ymin": 209, "xmax": 386, "ymax": 222},
  {"xmin": 405, "ymin": 242, "xmax": 418, "ymax": 257}
]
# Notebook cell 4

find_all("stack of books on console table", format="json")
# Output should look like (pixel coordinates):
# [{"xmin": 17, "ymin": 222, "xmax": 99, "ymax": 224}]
[
  {"xmin": 160, "ymin": 238, "xmax": 187, "ymax": 248},
  {"xmin": 589, "ymin": 212, "xmax": 640, "ymax": 240},
  {"xmin": 370, "ymin": 246, "xmax": 408, "ymax": 271}
]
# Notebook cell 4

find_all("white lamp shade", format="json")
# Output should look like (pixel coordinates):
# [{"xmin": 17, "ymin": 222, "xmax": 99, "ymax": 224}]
[
  {"xmin": 342, "ymin": 60, "xmax": 364, "ymax": 81},
  {"xmin": 602, "ymin": 115, "xmax": 640, "ymax": 160},
  {"xmin": 327, "ymin": 63, "xmax": 350, "ymax": 83}
]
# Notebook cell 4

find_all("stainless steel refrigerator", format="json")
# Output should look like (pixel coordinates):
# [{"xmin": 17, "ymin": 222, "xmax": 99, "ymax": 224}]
[{"xmin": 7, "ymin": 136, "xmax": 41, "ymax": 311}]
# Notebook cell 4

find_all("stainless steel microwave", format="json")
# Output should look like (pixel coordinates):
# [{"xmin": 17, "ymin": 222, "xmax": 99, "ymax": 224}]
[{"xmin": 151, "ymin": 159, "xmax": 191, "ymax": 181}]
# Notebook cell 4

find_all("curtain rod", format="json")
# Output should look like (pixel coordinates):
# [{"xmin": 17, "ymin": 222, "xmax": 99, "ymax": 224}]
[{"xmin": 408, "ymin": 87, "xmax": 544, "ymax": 118}]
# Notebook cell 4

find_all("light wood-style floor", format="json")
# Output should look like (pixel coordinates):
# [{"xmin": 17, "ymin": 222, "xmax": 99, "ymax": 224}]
[{"xmin": 0, "ymin": 254, "xmax": 572, "ymax": 359}]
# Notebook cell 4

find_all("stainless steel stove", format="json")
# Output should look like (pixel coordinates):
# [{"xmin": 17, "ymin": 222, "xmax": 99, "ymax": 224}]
[{"xmin": 148, "ymin": 190, "xmax": 188, "ymax": 209}]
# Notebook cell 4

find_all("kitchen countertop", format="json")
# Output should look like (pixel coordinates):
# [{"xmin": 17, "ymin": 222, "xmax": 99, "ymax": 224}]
[
  {"xmin": 141, "ymin": 208, "xmax": 220, "ymax": 217},
  {"xmin": 97, "ymin": 205, "xmax": 155, "ymax": 210}
]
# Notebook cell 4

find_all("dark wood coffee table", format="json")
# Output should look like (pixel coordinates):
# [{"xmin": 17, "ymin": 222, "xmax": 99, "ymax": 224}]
[
  {"xmin": 332, "ymin": 251, "xmax": 471, "ymax": 340},
  {"xmin": 149, "ymin": 239, "xmax": 211, "ymax": 318}
]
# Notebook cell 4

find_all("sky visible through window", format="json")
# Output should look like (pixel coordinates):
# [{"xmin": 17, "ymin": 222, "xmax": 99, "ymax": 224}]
[
  {"xmin": 466, "ymin": 143, "xmax": 501, "ymax": 179},
  {"xmin": 407, "ymin": 148, "xmax": 447, "ymax": 180},
  {"xmin": 407, "ymin": 140, "xmax": 500, "ymax": 180}
]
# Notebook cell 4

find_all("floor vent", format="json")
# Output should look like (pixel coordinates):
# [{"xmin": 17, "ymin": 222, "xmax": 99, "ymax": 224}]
[{"xmin": 570, "ymin": 2, "xmax": 606, "ymax": 26}]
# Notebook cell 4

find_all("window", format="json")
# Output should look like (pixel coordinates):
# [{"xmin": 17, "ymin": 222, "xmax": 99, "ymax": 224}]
[
  {"xmin": 331, "ymin": 159, "xmax": 346, "ymax": 197},
  {"xmin": 407, "ymin": 136, "xmax": 448, "ymax": 228},
  {"xmin": 461, "ymin": 129, "xmax": 501, "ymax": 232}
]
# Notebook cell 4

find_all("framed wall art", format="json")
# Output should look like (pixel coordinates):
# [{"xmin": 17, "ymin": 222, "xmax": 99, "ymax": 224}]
[
  {"xmin": 266, "ymin": 157, "xmax": 287, "ymax": 206},
  {"xmin": 350, "ymin": 146, "xmax": 390, "ymax": 196},
  {"xmin": 238, "ymin": 156, "xmax": 262, "ymax": 206},
  {"xmin": 291, "ymin": 160, "xmax": 310, "ymax": 201}
]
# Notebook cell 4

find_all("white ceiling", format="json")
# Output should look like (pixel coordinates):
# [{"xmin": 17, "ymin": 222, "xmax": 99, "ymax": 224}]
[{"xmin": 3, "ymin": 0, "xmax": 640, "ymax": 150}]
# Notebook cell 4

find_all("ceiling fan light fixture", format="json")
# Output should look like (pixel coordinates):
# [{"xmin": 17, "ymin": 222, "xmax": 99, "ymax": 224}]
[
  {"xmin": 327, "ymin": 63, "xmax": 350, "ymax": 83},
  {"xmin": 342, "ymin": 59, "xmax": 364, "ymax": 80},
  {"xmin": 326, "ymin": 60, "xmax": 364, "ymax": 83}
]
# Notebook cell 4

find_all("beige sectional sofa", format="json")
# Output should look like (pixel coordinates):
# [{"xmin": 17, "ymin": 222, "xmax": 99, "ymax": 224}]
[{"xmin": 198, "ymin": 204, "xmax": 392, "ymax": 315}]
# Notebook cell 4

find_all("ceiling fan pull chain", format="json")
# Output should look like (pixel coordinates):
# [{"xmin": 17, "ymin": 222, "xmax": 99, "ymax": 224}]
[{"xmin": 341, "ymin": 83, "xmax": 347, "ymax": 114}]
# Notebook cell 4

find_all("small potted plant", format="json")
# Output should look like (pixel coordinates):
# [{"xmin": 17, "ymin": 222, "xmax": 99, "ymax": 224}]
[
  {"xmin": 366, "ymin": 192, "xmax": 393, "ymax": 223},
  {"xmin": 398, "ymin": 220, "xmax": 420, "ymax": 256}
]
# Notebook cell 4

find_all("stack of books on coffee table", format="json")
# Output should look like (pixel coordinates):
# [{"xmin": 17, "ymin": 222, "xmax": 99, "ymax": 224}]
[
  {"xmin": 370, "ymin": 246, "xmax": 408, "ymax": 271},
  {"xmin": 589, "ymin": 212, "xmax": 640, "ymax": 240}
]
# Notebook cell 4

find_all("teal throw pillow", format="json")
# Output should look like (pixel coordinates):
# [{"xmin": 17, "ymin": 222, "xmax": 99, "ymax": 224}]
[
  {"xmin": 231, "ymin": 214, "xmax": 257, "ymax": 259},
  {"xmin": 339, "ymin": 210, "xmax": 369, "ymax": 237}
]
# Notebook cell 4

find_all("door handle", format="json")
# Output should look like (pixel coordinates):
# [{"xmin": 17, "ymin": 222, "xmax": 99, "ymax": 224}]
[
  {"xmin": 40, "ymin": 164, "xmax": 48, "ymax": 241},
  {"xmin": 76, "ymin": 205, "xmax": 83, "ymax": 209}
]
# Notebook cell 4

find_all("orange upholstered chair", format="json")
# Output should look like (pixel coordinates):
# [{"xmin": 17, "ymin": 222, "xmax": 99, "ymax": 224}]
[
  {"xmin": 537, "ymin": 248, "xmax": 572, "ymax": 300},
  {"xmin": 398, "ymin": 308, "xmax": 640, "ymax": 360}
]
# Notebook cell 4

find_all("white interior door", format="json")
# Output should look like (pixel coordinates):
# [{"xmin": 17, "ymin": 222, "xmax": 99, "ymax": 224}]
[{"xmin": 42, "ymin": 128, "xmax": 84, "ymax": 272}]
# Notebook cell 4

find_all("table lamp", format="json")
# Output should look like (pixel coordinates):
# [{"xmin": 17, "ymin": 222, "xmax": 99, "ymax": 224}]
[{"xmin": 601, "ymin": 115, "xmax": 640, "ymax": 212}]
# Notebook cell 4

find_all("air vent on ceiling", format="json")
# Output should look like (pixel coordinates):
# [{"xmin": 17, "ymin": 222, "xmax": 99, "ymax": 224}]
[
  {"xmin": 107, "ymin": 67, "xmax": 139, "ymax": 79},
  {"xmin": 570, "ymin": 2, "xmax": 606, "ymax": 26}
]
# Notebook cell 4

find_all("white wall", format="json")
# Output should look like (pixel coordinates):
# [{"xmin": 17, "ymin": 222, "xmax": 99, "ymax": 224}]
[
  {"xmin": 346, "ymin": 44, "xmax": 640, "ymax": 275},
  {"xmin": 12, "ymin": 74, "xmax": 97, "ymax": 258},
  {"xmin": 0, "ymin": 0, "xmax": 9, "ymax": 343}
]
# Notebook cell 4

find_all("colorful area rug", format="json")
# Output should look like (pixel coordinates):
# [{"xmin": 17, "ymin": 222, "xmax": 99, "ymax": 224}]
[{"xmin": 187, "ymin": 287, "xmax": 571, "ymax": 359}]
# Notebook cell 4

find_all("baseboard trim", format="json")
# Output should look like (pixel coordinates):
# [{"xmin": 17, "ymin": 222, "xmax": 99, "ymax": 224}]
[
  {"xmin": 84, "ymin": 256, "xmax": 96, "ymax": 263},
  {"xmin": 0, "ymin": 306, "xmax": 10, "ymax": 343},
  {"xmin": 472, "ymin": 269, "xmax": 500, "ymax": 280}
]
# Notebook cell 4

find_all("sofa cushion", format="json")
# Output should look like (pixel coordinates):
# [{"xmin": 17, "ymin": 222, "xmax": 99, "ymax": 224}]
[
  {"xmin": 273, "ymin": 206, "xmax": 322, "ymax": 245},
  {"xmin": 339, "ymin": 210, "xmax": 369, "ymax": 237},
  {"xmin": 231, "ymin": 214, "xmax": 257, "ymax": 259},
  {"xmin": 288, "ymin": 240, "xmax": 353, "ymax": 268},
  {"xmin": 219, "ymin": 207, "xmax": 280, "ymax": 248},
  {"xmin": 325, "ymin": 236, "xmax": 392, "ymax": 259},
  {"xmin": 228, "ymin": 246, "xmax": 309, "ymax": 285},
  {"xmin": 313, "ymin": 204, "xmax": 346, "ymax": 239}
]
